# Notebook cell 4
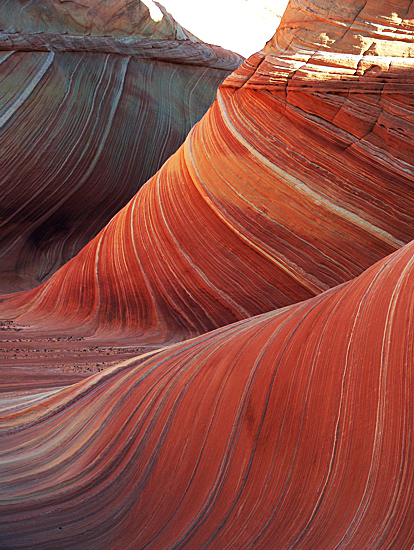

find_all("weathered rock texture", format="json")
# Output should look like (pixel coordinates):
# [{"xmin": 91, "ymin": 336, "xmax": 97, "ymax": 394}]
[
  {"xmin": 0, "ymin": 2, "xmax": 243, "ymax": 292},
  {"xmin": 2, "ymin": 238, "xmax": 414, "ymax": 548},
  {"xmin": 1, "ymin": 0, "xmax": 413, "ymax": 342},
  {"xmin": 0, "ymin": 0, "xmax": 198, "ymax": 40}
]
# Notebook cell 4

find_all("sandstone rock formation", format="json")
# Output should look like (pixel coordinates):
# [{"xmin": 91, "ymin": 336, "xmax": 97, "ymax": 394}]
[
  {"xmin": 1, "ymin": 0, "xmax": 414, "ymax": 547},
  {"xmin": 0, "ymin": 2, "xmax": 242, "ymax": 292},
  {"xmin": 1, "ymin": 0, "xmax": 413, "ymax": 342},
  {"xmin": 1, "ymin": 238, "xmax": 414, "ymax": 548}
]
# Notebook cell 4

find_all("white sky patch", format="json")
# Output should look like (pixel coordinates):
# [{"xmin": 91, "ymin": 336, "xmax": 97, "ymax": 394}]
[
  {"xmin": 155, "ymin": 0, "xmax": 289, "ymax": 57},
  {"xmin": 147, "ymin": 1, "xmax": 164, "ymax": 21}
]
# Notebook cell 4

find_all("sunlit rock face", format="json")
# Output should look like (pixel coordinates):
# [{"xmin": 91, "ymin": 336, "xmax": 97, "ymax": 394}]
[
  {"xmin": 2, "ymin": 0, "xmax": 413, "ymax": 342},
  {"xmin": 0, "ymin": 2, "xmax": 243, "ymax": 292},
  {"xmin": 1, "ymin": 239, "xmax": 414, "ymax": 548},
  {"xmin": 266, "ymin": 0, "xmax": 414, "ymax": 57}
]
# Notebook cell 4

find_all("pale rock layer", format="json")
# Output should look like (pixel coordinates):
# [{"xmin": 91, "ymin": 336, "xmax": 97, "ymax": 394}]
[{"xmin": 0, "ymin": 0, "xmax": 199, "ymax": 40}]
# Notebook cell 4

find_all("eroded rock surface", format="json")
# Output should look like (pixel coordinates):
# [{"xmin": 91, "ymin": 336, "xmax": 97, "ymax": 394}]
[
  {"xmin": 1, "ymin": 0, "xmax": 414, "ymax": 547},
  {"xmin": 0, "ymin": 0, "xmax": 198, "ymax": 39}
]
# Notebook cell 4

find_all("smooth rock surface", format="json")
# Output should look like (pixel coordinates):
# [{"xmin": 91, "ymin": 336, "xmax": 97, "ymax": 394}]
[{"xmin": 1, "ymin": 0, "xmax": 414, "ymax": 547}]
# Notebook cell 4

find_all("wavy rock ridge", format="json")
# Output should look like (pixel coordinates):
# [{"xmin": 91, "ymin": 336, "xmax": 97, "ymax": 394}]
[
  {"xmin": 1, "ymin": 237, "xmax": 414, "ymax": 548},
  {"xmin": 1, "ymin": 0, "xmax": 414, "ymax": 342},
  {"xmin": 0, "ymin": 2, "xmax": 243, "ymax": 292}
]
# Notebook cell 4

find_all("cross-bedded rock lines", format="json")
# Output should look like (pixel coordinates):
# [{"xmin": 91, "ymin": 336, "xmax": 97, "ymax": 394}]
[
  {"xmin": 2, "ymin": 1, "xmax": 414, "ymax": 341},
  {"xmin": 2, "ymin": 238, "xmax": 414, "ymax": 548},
  {"xmin": 1, "ymin": 0, "xmax": 414, "ymax": 548}
]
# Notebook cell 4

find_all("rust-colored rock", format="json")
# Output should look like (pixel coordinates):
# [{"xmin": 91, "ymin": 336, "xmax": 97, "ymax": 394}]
[
  {"xmin": 1, "ymin": 238, "xmax": 414, "ymax": 548},
  {"xmin": 1, "ymin": 1, "xmax": 414, "ymax": 547},
  {"xmin": 267, "ymin": 0, "xmax": 414, "ymax": 57},
  {"xmin": 1, "ymin": 0, "xmax": 413, "ymax": 342},
  {"xmin": 0, "ymin": 1, "xmax": 243, "ymax": 292}
]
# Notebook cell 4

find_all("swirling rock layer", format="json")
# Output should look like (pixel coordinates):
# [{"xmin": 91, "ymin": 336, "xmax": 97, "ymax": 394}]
[
  {"xmin": 0, "ymin": 43, "xmax": 241, "ymax": 292},
  {"xmin": 2, "ymin": 20, "xmax": 414, "ymax": 340},
  {"xmin": 1, "ymin": 0, "xmax": 414, "ymax": 547},
  {"xmin": 1, "ymin": 239, "xmax": 414, "ymax": 548}
]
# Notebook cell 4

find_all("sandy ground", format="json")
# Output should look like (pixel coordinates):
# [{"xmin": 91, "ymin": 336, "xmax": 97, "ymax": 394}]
[{"xmin": 0, "ymin": 320, "xmax": 158, "ymax": 392}]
